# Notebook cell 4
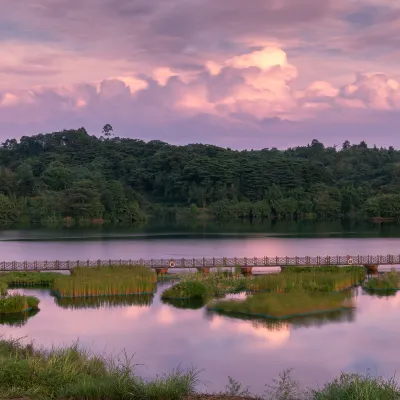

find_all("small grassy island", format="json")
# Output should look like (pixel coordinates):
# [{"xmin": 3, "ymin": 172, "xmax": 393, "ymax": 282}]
[
  {"xmin": 52, "ymin": 266, "xmax": 156, "ymax": 298},
  {"xmin": 0, "ymin": 294, "xmax": 40, "ymax": 314},
  {"xmin": 363, "ymin": 270, "xmax": 400, "ymax": 294}
]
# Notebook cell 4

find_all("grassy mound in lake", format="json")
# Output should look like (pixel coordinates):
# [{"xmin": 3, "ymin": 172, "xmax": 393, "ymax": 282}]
[
  {"xmin": 161, "ymin": 272, "xmax": 248, "ymax": 300},
  {"xmin": 0, "ymin": 294, "xmax": 40, "ymax": 314},
  {"xmin": 0, "ymin": 271, "xmax": 60, "ymax": 287},
  {"xmin": 250, "ymin": 271, "xmax": 363, "ymax": 293},
  {"xmin": 208, "ymin": 291, "xmax": 354, "ymax": 319},
  {"xmin": 52, "ymin": 266, "xmax": 156, "ymax": 298},
  {"xmin": 364, "ymin": 270, "xmax": 400, "ymax": 292}
]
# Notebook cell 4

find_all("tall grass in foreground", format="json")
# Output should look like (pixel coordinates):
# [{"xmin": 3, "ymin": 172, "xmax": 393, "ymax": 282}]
[
  {"xmin": 0, "ymin": 294, "xmax": 39, "ymax": 314},
  {"xmin": 0, "ymin": 338, "xmax": 398, "ymax": 399},
  {"xmin": 53, "ymin": 266, "xmax": 157, "ymax": 298},
  {"xmin": 208, "ymin": 291, "xmax": 354, "ymax": 319},
  {"xmin": 0, "ymin": 337, "xmax": 199, "ymax": 400},
  {"xmin": 250, "ymin": 271, "xmax": 364, "ymax": 293}
]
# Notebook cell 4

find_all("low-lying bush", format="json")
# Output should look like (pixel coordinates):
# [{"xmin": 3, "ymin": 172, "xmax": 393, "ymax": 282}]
[
  {"xmin": 0, "ymin": 294, "xmax": 40, "ymax": 314},
  {"xmin": 364, "ymin": 270, "xmax": 400, "ymax": 291},
  {"xmin": 161, "ymin": 281, "xmax": 210, "ymax": 300}
]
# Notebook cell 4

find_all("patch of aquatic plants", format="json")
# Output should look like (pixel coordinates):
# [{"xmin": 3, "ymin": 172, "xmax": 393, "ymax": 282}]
[
  {"xmin": 282, "ymin": 266, "xmax": 365, "ymax": 276},
  {"xmin": 208, "ymin": 291, "xmax": 354, "ymax": 319},
  {"xmin": 161, "ymin": 271, "xmax": 250, "ymax": 300},
  {"xmin": 249, "ymin": 271, "xmax": 364, "ymax": 293},
  {"xmin": 53, "ymin": 266, "xmax": 157, "ymax": 298},
  {"xmin": 0, "ymin": 294, "xmax": 40, "ymax": 314},
  {"xmin": 0, "ymin": 271, "xmax": 61, "ymax": 287},
  {"xmin": 363, "ymin": 270, "xmax": 400, "ymax": 292},
  {"xmin": 55, "ymin": 293, "xmax": 153, "ymax": 309}
]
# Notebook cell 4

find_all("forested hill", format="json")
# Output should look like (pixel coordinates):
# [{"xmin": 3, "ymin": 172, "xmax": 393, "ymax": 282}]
[{"xmin": 0, "ymin": 127, "xmax": 399, "ymax": 225}]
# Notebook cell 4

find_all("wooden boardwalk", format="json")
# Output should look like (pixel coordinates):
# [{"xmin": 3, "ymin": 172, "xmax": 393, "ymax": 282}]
[{"xmin": 0, "ymin": 255, "xmax": 397, "ymax": 271}]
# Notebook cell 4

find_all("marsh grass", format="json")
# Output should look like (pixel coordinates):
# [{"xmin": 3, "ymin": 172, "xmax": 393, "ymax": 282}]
[
  {"xmin": 250, "ymin": 271, "xmax": 364, "ymax": 294},
  {"xmin": 364, "ymin": 270, "xmax": 400, "ymax": 291},
  {"xmin": 0, "ymin": 337, "xmax": 200, "ymax": 400},
  {"xmin": 0, "ymin": 280, "xmax": 7, "ymax": 296},
  {"xmin": 0, "ymin": 271, "xmax": 60, "ymax": 287},
  {"xmin": 55, "ymin": 293, "xmax": 153, "ymax": 309},
  {"xmin": 0, "ymin": 294, "xmax": 40, "ymax": 314},
  {"xmin": 161, "ymin": 272, "xmax": 250, "ymax": 300},
  {"xmin": 53, "ymin": 266, "xmax": 157, "ymax": 298},
  {"xmin": 281, "ymin": 266, "xmax": 365, "ymax": 275},
  {"xmin": 208, "ymin": 291, "xmax": 354, "ymax": 319}
]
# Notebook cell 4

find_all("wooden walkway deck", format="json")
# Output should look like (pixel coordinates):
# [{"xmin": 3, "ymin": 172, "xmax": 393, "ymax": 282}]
[{"xmin": 0, "ymin": 255, "xmax": 397, "ymax": 271}]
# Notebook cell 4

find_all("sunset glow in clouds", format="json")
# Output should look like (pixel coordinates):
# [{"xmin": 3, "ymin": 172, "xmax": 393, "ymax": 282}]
[{"xmin": 1, "ymin": 0, "xmax": 400, "ymax": 148}]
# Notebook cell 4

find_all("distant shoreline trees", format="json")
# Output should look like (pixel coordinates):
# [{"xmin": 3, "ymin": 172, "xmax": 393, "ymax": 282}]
[{"xmin": 0, "ymin": 127, "xmax": 399, "ymax": 226}]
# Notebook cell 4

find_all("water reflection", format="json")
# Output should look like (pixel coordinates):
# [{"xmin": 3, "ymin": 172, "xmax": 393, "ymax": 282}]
[
  {"xmin": 1, "ymin": 286, "xmax": 400, "ymax": 394},
  {"xmin": 0, "ymin": 309, "xmax": 39, "ymax": 327}
]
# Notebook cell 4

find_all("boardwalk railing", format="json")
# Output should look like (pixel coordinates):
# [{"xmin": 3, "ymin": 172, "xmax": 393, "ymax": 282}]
[{"xmin": 0, "ymin": 255, "xmax": 399, "ymax": 271}]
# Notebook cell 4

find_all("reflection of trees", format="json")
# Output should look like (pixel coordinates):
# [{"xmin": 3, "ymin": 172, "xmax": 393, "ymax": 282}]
[
  {"xmin": 161, "ymin": 297, "xmax": 207, "ymax": 310},
  {"xmin": 55, "ymin": 294, "xmax": 153, "ymax": 310},
  {"xmin": 0, "ymin": 309, "xmax": 39, "ymax": 327},
  {"xmin": 206, "ymin": 307, "xmax": 356, "ymax": 331},
  {"xmin": 363, "ymin": 288, "xmax": 398, "ymax": 298}
]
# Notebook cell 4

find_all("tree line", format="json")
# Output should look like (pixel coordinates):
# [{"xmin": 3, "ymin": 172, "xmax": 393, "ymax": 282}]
[{"xmin": 0, "ymin": 127, "xmax": 399, "ymax": 226}]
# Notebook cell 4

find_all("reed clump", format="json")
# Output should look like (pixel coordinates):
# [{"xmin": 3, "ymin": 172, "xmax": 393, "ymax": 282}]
[
  {"xmin": 52, "ymin": 266, "xmax": 156, "ymax": 298},
  {"xmin": 0, "ymin": 294, "xmax": 40, "ymax": 314},
  {"xmin": 208, "ymin": 291, "xmax": 354, "ymax": 319},
  {"xmin": 56, "ymin": 294, "xmax": 154, "ymax": 309},
  {"xmin": 250, "ymin": 271, "xmax": 363, "ymax": 293},
  {"xmin": 364, "ymin": 270, "xmax": 400, "ymax": 291},
  {"xmin": 0, "ymin": 280, "xmax": 7, "ymax": 296}
]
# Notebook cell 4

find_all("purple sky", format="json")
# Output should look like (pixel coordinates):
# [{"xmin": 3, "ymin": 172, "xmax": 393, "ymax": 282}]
[{"xmin": 1, "ymin": 0, "xmax": 400, "ymax": 149}]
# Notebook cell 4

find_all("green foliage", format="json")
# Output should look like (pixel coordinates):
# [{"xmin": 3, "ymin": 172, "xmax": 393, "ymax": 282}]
[
  {"xmin": 209, "ymin": 291, "xmax": 353, "ymax": 319},
  {"xmin": 56, "ymin": 294, "xmax": 153, "ymax": 309},
  {"xmin": 0, "ymin": 294, "xmax": 40, "ymax": 314},
  {"xmin": 0, "ymin": 338, "xmax": 199, "ymax": 400},
  {"xmin": 2, "ymin": 129, "xmax": 400, "ymax": 225},
  {"xmin": 281, "ymin": 266, "xmax": 365, "ymax": 274},
  {"xmin": 53, "ymin": 265, "xmax": 156, "ymax": 297},
  {"xmin": 0, "ymin": 280, "xmax": 7, "ymax": 296},
  {"xmin": 1, "ymin": 271, "xmax": 59, "ymax": 287},
  {"xmin": 161, "ymin": 281, "xmax": 210, "ymax": 300},
  {"xmin": 364, "ymin": 270, "xmax": 400, "ymax": 291},
  {"xmin": 312, "ymin": 372, "xmax": 400, "ymax": 400}
]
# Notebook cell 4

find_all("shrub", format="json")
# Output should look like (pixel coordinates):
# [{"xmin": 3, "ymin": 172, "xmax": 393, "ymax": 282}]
[{"xmin": 161, "ymin": 281, "xmax": 209, "ymax": 300}]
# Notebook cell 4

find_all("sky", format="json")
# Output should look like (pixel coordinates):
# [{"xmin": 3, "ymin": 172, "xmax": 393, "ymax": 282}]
[{"xmin": 1, "ymin": 0, "xmax": 400, "ymax": 149}]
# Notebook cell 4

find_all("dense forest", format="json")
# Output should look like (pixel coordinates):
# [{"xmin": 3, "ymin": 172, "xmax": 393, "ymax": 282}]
[{"xmin": 0, "ymin": 126, "xmax": 399, "ymax": 226}]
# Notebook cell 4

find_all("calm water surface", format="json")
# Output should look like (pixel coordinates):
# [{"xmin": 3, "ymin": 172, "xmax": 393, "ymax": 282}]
[
  {"xmin": 1, "ymin": 284, "xmax": 399, "ymax": 394},
  {"xmin": 1, "ymin": 224, "xmax": 400, "ymax": 393}
]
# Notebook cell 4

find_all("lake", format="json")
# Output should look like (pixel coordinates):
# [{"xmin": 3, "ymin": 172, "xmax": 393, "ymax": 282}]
[{"xmin": 1, "ymin": 222, "xmax": 400, "ymax": 394}]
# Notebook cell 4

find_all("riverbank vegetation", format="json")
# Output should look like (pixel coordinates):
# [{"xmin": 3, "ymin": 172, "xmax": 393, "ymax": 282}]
[
  {"xmin": 0, "ymin": 271, "xmax": 59, "ymax": 287},
  {"xmin": 52, "ymin": 266, "xmax": 156, "ymax": 298},
  {"xmin": 0, "ymin": 337, "xmax": 398, "ymax": 399},
  {"xmin": 281, "ymin": 266, "xmax": 365, "ymax": 274},
  {"xmin": 1, "ymin": 128, "xmax": 400, "ymax": 226}
]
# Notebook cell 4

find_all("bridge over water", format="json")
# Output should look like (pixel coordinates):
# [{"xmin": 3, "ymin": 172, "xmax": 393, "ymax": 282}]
[{"xmin": 0, "ymin": 255, "xmax": 396, "ymax": 274}]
